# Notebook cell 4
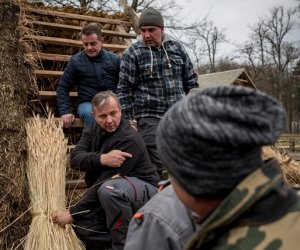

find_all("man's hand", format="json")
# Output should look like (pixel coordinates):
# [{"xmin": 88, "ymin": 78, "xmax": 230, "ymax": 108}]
[
  {"xmin": 61, "ymin": 114, "xmax": 75, "ymax": 128},
  {"xmin": 100, "ymin": 150, "xmax": 132, "ymax": 168},
  {"xmin": 52, "ymin": 210, "xmax": 73, "ymax": 227}
]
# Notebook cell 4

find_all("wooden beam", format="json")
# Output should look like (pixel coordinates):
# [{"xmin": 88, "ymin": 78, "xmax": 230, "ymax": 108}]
[
  {"xmin": 70, "ymin": 118, "xmax": 83, "ymax": 128},
  {"xmin": 26, "ymin": 117, "xmax": 83, "ymax": 128},
  {"xmin": 52, "ymin": 117, "xmax": 83, "ymax": 128},
  {"xmin": 236, "ymin": 78, "xmax": 249, "ymax": 83},
  {"xmin": 66, "ymin": 179, "xmax": 87, "ymax": 190},
  {"xmin": 24, "ymin": 35, "xmax": 129, "ymax": 51},
  {"xmin": 29, "ymin": 20, "xmax": 137, "ymax": 39},
  {"xmin": 114, "ymin": 25, "xmax": 133, "ymax": 46},
  {"xmin": 58, "ymin": 117, "xmax": 83, "ymax": 128},
  {"xmin": 29, "ymin": 52, "xmax": 71, "ymax": 62},
  {"xmin": 124, "ymin": 6, "xmax": 140, "ymax": 35},
  {"xmin": 22, "ymin": 7, "xmax": 131, "ymax": 27},
  {"xmin": 34, "ymin": 70, "xmax": 64, "ymax": 78},
  {"xmin": 38, "ymin": 90, "xmax": 78, "ymax": 97}
]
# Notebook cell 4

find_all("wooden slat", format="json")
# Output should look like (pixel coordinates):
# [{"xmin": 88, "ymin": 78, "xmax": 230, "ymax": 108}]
[
  {"xmin": 70, "ymin": 118, "xmax": 83, "ymax": 128},
  {"xmin": 115, "ymin": 25, "xmax": 132, "ymax": 46},
  {"xmin": 54, "ymin": 117, "xmax": 84, "ymax": 128},
  {"xmin": 26, "ymin": 117, "xmax": 83, "ymax": 128},
  {"xmin": 29, "ymin": 52, "xmax": 71, "ymax": 62},
  {"xmin": 38, "ymin": 90, "xmax": 78, "ymax": 97},
  {"xmin": 279, "ymin": 133, "xmax": 300, "ymax": 139},
  {"xmin": 66, "ymin": 179, "xmax": 87, "ymax": 190},
  {"xmin": 22, "ymin": 7, "xmax": 131, "ymax": 26},
  {"xmin": 123, "ymin": 5, "xmax": 140, "ymax": 35},
  {"xmin": 24, "ymin": 35, "xmax": 129, "ymax": 51},
  {"xmin": 34, "ymin": 70, "xmax": 64, "ymax": 77},
  {"xmin": 236, "ymin": 78, "xmax": 249, "ymax": 83},
  {"xmin": 30, "ymin": 20, "xmax": 137, "ymax": 39}
]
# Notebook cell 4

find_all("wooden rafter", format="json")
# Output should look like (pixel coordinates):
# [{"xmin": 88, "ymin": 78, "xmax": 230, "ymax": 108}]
[
  {"xmin": 29, "ymin": 20, "xmax": 137, "ymax": 39},
  {"xmin": 38, "ymin": 90, "xmax": 78, "ymax": 97},
  {"xmin": 22, "ymin": 7, "xmax": 131, "ymax": 27},
  {"xmin": 24, "ymin": 35, "xmax": 129, "ymax": 51},
  {"xmin": 29, "ymin": 52, "xmax": 71, "ymax": 62},
  {"xmin": 34, "ymin": 70, "xmax": 64, "ymax": 78}
]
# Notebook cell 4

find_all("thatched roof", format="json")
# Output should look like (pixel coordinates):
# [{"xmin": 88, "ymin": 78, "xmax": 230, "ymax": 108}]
[
  {"xmin": 197, "ymin": 68, "xmax": 256, "ymax": 90},
  {"xmin": 0, "ymin": 1, "xmax": 138, "ymax": 248}
]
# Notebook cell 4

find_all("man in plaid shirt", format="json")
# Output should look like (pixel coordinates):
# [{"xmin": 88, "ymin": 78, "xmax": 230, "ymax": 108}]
[{"xmin": 118, "ymin": 7, "xmax": 198, "ymax": 179}]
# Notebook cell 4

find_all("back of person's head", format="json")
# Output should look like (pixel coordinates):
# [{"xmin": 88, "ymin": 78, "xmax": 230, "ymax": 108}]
[
  {"xmin": 157, "ymin": 85, "xmax": 287, "ymax": 199},
  {"xmin": 138, "ymin": 7, "xmax": 164, "ymax": 28},
  {"xmin": 80, "ymin": 22, "xmax": 103, "ymax": 40}
]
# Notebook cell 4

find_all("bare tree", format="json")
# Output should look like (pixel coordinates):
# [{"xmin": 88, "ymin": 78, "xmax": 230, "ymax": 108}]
[
  {"xmin": 264, "ymin": 6, "xmax": 299, "ymax": 102},
  {"xmin": 186, "ymin": 40, "xmax": 205, "ymax": 74},
  {"xmin": 238, "ymin": 19, "xmax": 270, "ymax": 83},
  {"xmin": 239, "ymin": 5, "xmax": 300, "ymax": 131},
  {"xmin": 186, "ymin": 20, "xmax": 226, "ymax": 73},
  {"xmin": 240, "ymin": 6, "xmax": 299, "ymax": 95}
]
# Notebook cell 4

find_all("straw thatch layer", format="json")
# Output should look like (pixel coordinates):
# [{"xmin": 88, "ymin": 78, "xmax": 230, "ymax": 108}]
[
  {"xmin": 0, "ymin": 1, "xmax": 33, "ymax": 248},
  {"xmin": 25, "ymin": 114, "xmax": 85, "ymax": 250},
  {"xmin": 262, "ymin": 146, "xmax": 300, "ymax": 185}
]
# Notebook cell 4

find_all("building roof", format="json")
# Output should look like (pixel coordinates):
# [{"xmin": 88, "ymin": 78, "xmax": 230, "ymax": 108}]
[{"xmin": 197, "ymin": 68, "xmax": 256, "ymax": 90}]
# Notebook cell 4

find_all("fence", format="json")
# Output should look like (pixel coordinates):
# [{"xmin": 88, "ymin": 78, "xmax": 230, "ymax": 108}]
[{"xmin": 275, "ymin": 133, "xmax": 300, "ymax": 152}]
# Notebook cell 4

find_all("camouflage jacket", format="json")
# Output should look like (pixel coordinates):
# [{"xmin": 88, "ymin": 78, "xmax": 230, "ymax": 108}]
[{"xmin": 185, "ymin": 158, "xmax": 300, "ymax": 250}]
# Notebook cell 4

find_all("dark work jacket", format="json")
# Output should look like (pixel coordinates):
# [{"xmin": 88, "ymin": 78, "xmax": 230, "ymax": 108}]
[
  {"xmin": 57, "ymin": 49, "xmax": 120, "ymax": 115},
  {"xmin": 70, "ymin": 119, "xmax": 159, "ymax": 187}
]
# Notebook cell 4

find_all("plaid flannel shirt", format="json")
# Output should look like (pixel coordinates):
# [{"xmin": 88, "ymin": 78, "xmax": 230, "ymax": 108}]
[{"xmin": 118, "ymin": 36, "xmax": 199, "ymax": 121}]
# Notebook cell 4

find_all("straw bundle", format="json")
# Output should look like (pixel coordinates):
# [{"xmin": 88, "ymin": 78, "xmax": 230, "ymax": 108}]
[
  {"xmin": 25, "ymin": 114, "xmax": 85, "ymax": 250},
  {"xmin": 262, "ymin": 146, "xmax": 300, "ymax": 186}
]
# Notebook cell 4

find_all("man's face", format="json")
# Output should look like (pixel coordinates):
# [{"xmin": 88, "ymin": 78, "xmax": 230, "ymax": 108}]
[
  {"xmin": 81, "ymin": 33, "xmax": 103, "ymax": 58},
  {"xmin": 93, "ymin": 97, "xmax": 121, "ymax": 133},
  {"xmin": 140, "ymin": 26, "xmax": 164, "ymax": 47}
]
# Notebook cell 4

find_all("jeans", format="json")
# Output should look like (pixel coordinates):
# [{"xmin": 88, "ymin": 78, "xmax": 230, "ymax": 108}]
[{"xmin": 77, "ymin": 102, "xmax": 95, "ymax": 128}]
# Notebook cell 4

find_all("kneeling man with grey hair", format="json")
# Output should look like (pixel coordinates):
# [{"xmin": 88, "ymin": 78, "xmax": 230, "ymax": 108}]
[{"xmin": 124, "ymin": 85, "xmax": 300, "ymax": 250}]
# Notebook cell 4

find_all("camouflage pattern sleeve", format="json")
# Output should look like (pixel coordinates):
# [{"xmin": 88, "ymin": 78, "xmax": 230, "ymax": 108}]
[{"xmin": 184, "ymin": 159, "xmax": 300, "ymax": 250}]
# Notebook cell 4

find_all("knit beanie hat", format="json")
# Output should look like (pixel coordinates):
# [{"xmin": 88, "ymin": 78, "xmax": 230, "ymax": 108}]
[
  {"xmin": 138, "ymin": 7, "xmax": 164, "ymax": 28},
  {"xmin": 156, "ymin": 86, "xmax": 287, "ymax": 198}
]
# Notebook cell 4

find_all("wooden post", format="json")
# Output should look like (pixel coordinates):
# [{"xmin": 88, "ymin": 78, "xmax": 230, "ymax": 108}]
[{"xmin": 119, "ymin": 0, "xmax": 140, "ymax": 35}]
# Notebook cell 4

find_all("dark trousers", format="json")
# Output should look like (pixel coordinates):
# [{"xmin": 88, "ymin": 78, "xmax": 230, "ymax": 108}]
[
  {"xmin": 73, "ymin": 177, "xmax": 157, "ymax": 250},
  {"xmin": 137, "ymin": 117, "xmax": 164, "ymax": 178}
]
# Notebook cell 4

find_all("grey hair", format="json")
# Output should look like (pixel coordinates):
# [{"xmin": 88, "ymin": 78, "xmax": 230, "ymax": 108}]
[{"xmin": 92, "ymin": 91, "xmax": 120, "ymax": 110}]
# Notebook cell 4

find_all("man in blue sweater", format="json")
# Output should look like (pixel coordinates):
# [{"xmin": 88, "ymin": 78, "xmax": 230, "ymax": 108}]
[{"xmin": 57, "ymin": 23, "xmax": 120, "ymax": 128}]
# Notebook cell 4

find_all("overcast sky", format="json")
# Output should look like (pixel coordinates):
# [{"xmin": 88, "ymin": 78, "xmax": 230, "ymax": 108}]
[{"xmin": 175, "ymin": 0, "xmax": 300, "ymax": 56}]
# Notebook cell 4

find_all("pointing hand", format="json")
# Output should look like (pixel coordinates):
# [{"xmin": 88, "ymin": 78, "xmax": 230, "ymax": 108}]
[{"xmin": 100, "ymin": 150, "xmax": 132, "ymax": 168}]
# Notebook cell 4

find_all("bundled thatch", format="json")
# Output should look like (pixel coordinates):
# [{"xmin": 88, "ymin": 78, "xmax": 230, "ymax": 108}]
[
  {"xmin": 262, "ymin": 146, "xmax": 300, "ymax": 186},
  {"xmin": 25, "ymin": 114, "xmax": 85, "ymax": 250}
]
